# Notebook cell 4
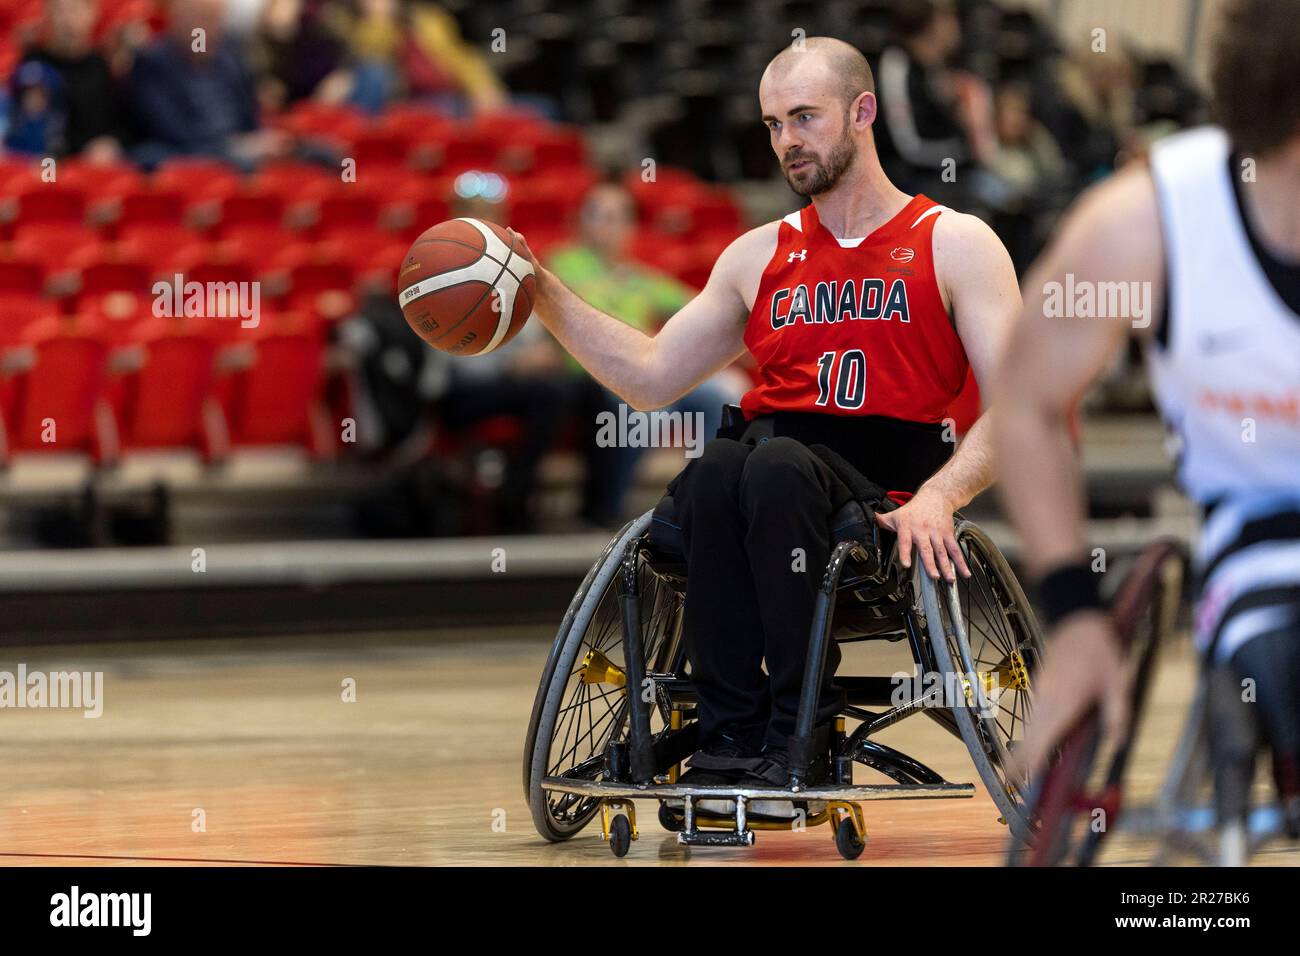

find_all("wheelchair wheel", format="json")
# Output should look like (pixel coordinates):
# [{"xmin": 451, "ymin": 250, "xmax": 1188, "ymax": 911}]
[
  {"xmin": 919, "ymin": 520, "xmax": 1044, "ymax": 844},
  {"xmin": 1012, "ymin": 539, "xmax": 1186, "ymax": 866},
  {"xmin": 523, "ymin": 511, "xmax": 686, "ymax": 841}
]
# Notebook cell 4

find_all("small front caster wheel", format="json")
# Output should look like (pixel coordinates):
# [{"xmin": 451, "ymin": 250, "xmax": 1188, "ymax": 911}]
[
  {"xmin": 609, "ymin": 813, "xmax": 633, "ymax": 857},
  {"xmin": 834, "ymin": 817, "xmax": 866, "ymax": 860}
]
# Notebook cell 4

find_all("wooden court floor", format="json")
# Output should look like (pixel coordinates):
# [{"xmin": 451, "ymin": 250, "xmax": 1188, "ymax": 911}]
[{"xmin": 2, "ymin": 628, "xmax": 1298, "ymax": 867}]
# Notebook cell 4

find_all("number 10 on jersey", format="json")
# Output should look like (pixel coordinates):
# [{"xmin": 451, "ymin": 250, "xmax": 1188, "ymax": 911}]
[{"xmin": 815, "ymin": 350, "xmax": 867, "ymax": 410}]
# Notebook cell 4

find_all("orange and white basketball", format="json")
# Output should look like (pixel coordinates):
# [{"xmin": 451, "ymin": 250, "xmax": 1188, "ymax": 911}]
[{"xmin": 397, "ymin": 217, "xmax": 536, "ymax": 356}]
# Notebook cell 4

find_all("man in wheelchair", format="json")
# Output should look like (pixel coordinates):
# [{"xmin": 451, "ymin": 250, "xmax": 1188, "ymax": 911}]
[{"xmin": 513, "ymin": 35, "xmax": 1021, "ymax": 811}]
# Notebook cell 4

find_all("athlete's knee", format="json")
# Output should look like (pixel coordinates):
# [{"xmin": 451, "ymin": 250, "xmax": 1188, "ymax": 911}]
[
  {"xmin": 739, "ymin": 437, "xmax": 820, "ymax": 506},
  {"xmin": 677, "ymin": 438, "xmax": 748, "ymax": 508}
]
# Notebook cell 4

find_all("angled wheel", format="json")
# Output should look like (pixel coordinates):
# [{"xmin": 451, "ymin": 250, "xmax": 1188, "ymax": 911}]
[
  {"xmin": 834, "ymin": 817, "xmax": 866, "ymax": 860},
  {"xmin": 523, "ymin": 511, "xmax": 686, "ymax": 841},
  {"xmin": 919, "ymin": 520, "xmax": 1045, "ymax": 844},
  {"xmin": 1012, "ymin": 539, "xmax": 1186, "ymax": 866}
]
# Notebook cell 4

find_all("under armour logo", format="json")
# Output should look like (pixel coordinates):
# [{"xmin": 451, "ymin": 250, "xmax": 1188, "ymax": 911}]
[{"xmin": 788, "ymin": 249, "xmax": 808, "ymax": 263}]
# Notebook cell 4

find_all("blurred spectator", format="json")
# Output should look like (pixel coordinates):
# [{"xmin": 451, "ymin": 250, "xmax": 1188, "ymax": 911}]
[
  {"xmin": 7, "ymin": 0, "xmax": 130, "ymax": 161},
  {"xmin": 4, "ymin": 59, "xmax": 64, "ymax": 155},
  {"xmin": 984, "ymin": 82, "xmax": 1068, "ymax": 270},
  {"xmin": 403, "ymin": 1, "xmax": 506, "ymax": 114},
  {"xmin": 317, "ymin": 0, "xmax": 507, "ymax": 115},
  {"xmin": 1055, "ymin": 43, "xmax": 1140, "ymax": 179},
  {"xmin": 129, "ymin": 0, "xmax": 290, "ymax": 169},
  {"xmin": 874, "ymin": 0, "xmax": 996, "ymax": 202},
  {"xmin": 546, "ymin": 181, "xmax": 745, "ymax": 525},
  {"xmin": 255, "ymin": 0, "xmax": 347, "ymax": 110}
]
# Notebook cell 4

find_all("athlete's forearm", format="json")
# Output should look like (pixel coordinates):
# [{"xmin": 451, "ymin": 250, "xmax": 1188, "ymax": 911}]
[
  {"xmin": 532, "ymin": 267, "xmax": 665, "ymax": 410},
  {"xmin": 993, "ymin": 394, "xmax": 1090, "ymax": 577},
  {"xmin": 918, "ymin": 411, "xmax": 996, "ymax": 510}
]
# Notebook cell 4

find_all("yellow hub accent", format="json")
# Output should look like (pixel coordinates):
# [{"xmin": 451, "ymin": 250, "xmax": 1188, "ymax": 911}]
[
  {"xmin": 979, "ymin": 650, "xmax": 1030, "ymax": 695},
  {"xmin": 579, "ymin": 649, "xmax": 626, "ymax": 688}
]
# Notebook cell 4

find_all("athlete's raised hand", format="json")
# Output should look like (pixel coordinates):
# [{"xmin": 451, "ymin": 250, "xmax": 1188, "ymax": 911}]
[{"xmin": 876, "ymin": 487, "xmax": 971, "ymax": 583}]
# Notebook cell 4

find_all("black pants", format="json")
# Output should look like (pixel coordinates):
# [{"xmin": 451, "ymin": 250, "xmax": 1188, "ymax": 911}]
[{"xmin": 671, "ymin": 414, "xmax": 951, "ymax": 750}]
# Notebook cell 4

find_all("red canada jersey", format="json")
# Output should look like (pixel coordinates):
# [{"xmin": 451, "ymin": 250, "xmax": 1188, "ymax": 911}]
[{"xmin": 741, "ymin": 194, "xmax": 970, "ymax": 423}]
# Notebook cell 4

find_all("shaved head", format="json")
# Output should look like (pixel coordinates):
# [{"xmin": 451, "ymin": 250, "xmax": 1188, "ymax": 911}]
[
  {"xmin": 763, "ymin": 37, "xmax": 875, "ymax": 108},
  {"xmin": 759, "ymin": 37, "xmax": 878, "ymax": 197}
]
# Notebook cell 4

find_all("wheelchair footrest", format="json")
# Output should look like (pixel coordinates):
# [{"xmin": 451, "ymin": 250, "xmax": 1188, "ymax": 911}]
[{"xmin": 541, "ymin": 776, "xmax": 976, "ymax": 802}]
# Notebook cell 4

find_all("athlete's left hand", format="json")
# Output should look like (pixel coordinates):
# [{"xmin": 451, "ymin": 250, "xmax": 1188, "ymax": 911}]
[{"xmin": 875, "ymin": 488, "xmax": 971, "ymax": 582}]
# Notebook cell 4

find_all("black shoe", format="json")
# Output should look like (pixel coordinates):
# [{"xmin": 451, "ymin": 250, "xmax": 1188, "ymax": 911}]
[
  {"xmin": 670, "ymin": 730, "xmax": 757, "ymax": 815},
  {"xmin": 746, "ymin": 731, "xmax": 832, "ymax": 819}
]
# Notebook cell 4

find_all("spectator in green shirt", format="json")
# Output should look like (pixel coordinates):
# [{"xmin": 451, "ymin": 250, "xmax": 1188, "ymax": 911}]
[{"xmin": 546, "ymin": 180, "xmax": 746, "ymax": 526}]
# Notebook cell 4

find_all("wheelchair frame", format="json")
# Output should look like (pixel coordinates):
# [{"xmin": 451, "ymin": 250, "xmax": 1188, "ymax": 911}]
[
  {"xmin": 525, "ymin": 506, "xmax": 1044, "ymax": 859},
  {"xmin": 1016, "ymin": 538, "xmax": 1300, "ymax": 866}
]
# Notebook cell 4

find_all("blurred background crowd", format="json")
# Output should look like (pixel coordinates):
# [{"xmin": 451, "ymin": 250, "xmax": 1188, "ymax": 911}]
[{"xmin": 0, "ymin": 0, "xmax": 1209, "ymax": 546}]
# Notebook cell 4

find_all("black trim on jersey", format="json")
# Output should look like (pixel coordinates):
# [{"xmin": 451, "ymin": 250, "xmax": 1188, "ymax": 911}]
[
  {"xmin": 1198, "ymin": 510, "xmax": 1300, "ymax": 586},
  {"xmin": 1147, "ymin": 156, "xmax": 1173, "ymax": 352},
  {"xmin": 1227, "ymin": 151, "xmax": 1300, "ymax": 319}
]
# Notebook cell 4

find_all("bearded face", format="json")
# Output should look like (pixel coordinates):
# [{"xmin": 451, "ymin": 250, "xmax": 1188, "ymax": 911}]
[{"xmin": 781, "ymin": 110, "xmax": 857, "ymax": 197}]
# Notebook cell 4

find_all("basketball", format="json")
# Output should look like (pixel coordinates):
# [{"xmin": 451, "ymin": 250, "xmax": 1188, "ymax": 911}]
[{"xmin": 397, "ymin": 217, "xmax": 536, "ymax": 356}]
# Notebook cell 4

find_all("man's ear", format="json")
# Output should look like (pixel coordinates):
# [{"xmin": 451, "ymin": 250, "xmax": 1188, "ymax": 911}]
[{"xmin": 854, "ymin": 91, "xmax": 878, "ymax": 129}]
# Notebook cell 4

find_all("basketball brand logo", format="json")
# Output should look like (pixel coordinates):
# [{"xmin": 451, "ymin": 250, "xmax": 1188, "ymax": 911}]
[
  {"xmin": 788, "ymin": 249, "xmax": 808, "ymax": 263},
  {"xmin": 890, "ymin": 247, "xmax": 915, "ymax": 263}
]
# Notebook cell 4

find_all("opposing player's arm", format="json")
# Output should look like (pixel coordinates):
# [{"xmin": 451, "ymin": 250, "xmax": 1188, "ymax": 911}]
[
  {"xmin": 515, "ymin": 224, "xmax": 775, "ymax": 410},
  {"xmin": 992, "ymin": 165, "xmax": 1164, "ymax": 576}
]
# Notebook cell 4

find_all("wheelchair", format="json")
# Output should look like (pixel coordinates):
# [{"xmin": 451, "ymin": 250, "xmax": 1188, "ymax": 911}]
[
  {"xmin": 523, "ymin": 433, "xmax": 1045, "ymax": 859},
  {"xmin": 1016, "ymin": 538, "xmax": 1300, "ymax": 866}
]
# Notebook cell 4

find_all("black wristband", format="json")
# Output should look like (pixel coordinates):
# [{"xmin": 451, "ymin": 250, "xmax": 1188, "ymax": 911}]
[{"xmin": 1037, "ymin": 562, "xmax": 1104, "ymax": 629}]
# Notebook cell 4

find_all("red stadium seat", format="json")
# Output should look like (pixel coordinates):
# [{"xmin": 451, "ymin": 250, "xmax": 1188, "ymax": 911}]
[
  {"xmin": 77, "ymin": 260, "xmax": 151, "ymax": 298},
  {"xmin": 310, "ymin": 193, "xmax": 383, "ymax": 239},
  {"xmin": 0, "ymin": 293, "xmax": 57, "ymax": 348},
  {"xmin": 116, "ymin": 190, "xmax": 188, "ymax": 228},
  {"xmin": 12, "ymin": 222, "xmax": 105, "ymax": 273},
  {"xmin": 56, "ymin": 163, "xmax": 149, "ymax": 222},
  {"xmin": 508, "ymin": 184, "xmax": 573, "ymax": 235},
  {"xmin": 284, "ymin": 259, "xmax": 358, "ymax": 322},
  {"xmin": 152, "ymin": 160, "xmax": 244, "ymax": 205},
  {"xmin": 350, "ymin": 130, "xmax": 416, "ymax": 171},
  {"xmin": 212, "ymin": 225, "xmax": 310, "ymax": 278},
  {"xmin": 0, "ymin": 257, "xmax": 46, "ymax": 294},
  {"xmin": 275, "ymin": 102, "xmax": 367, "ymax": 145},
  {"xmin": 502, "ymin": 125, "xmax": 589, "ymax": 175},
  {"xmin": 215, "ymin": 194, "xmax": 287, "ymax": 231},
  {"xmin": 434, "ymin": 121, "xmax": 501, "ymax": 174},
  {"xmin": 86, "ymin": 290, "xmax": 151, "ymax": 346},
  {"xmin": 0, "ymin": 316, "xmax": 110, "ymax": 463},
  {"xmin": 116, "ymin": 223, "xmax": 208, "ymax": 277},
  {"xmin": 218, "ymin": 313, "xmax": 331, "ymax": 457},
  {"xmin": 248, "ymin": 161, "xmax": 338, "ymax": 204},
  {"xmin": 107, "ymin": 316, "xmax": 220, "ymax": 457},
  {"xmin": 10, "ymin": 186, "xmax": 87, "ymax": 225}
]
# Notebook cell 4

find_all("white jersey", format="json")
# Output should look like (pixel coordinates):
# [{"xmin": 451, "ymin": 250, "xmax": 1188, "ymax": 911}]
[{"xmin": 1147, "ymin": 126, "xmax": 1300, "ymax": 661}]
